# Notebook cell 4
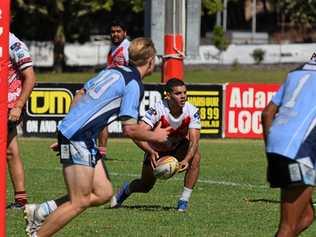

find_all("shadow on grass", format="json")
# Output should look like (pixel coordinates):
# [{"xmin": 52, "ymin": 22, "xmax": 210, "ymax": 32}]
[
  {"xmin": 106, "ymin": 204, "xmax": 176, "ymax": 211},
  {"xmin": 246, "ymin": 198, "xmax": 279, "ymax": 204}
]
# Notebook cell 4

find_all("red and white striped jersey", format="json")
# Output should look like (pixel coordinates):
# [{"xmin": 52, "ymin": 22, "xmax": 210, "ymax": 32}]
[
  {"xmin": 107, "ymin": 38, "xmax": 130, "ymax": 68},
  {"xmin": 142, "ymin": 100, "xmax": 201, "ymax": 152},
  {"xmin": 8, "ymin": 33, "xmax": 33, "ymax": 109}
]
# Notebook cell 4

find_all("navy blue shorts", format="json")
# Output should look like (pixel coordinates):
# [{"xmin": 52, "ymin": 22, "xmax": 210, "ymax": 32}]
[
  {"xmin": 8, "ymin": 121, "xmax": 17, "ymax": 144},
  {"xmin": 267, "ymin": 125, "xmax": 316, "ymax": 188}
]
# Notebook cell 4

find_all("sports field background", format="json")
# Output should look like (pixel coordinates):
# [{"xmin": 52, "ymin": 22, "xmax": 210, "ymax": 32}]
[{"xmin": 7, "ymin": 67, "xmax": 316, "ymax": 236}]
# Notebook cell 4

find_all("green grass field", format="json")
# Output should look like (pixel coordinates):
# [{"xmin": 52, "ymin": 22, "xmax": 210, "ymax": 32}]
[
  {"xmin": 6, "ymin": 138, "xmax": 316, "ymax": 236},
  {"xmin": 36, "ymin": 67, "xmax": 291, "ymax": 84}
]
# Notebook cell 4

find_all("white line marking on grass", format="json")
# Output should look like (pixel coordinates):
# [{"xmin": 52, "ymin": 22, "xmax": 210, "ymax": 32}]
[
  {"xmin": 26, "ymin": 168, "xmax": 268, "ymax": 190},
  {"xmin": 110, "ymin": 172, "xmax": 268, "ymax": 189}
]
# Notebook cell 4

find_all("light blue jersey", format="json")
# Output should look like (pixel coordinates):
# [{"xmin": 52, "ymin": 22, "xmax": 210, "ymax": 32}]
[
  {"xmin": 58, "ymin": 65, "xmax": 144, "ymax": 140},
  {"xmin": 267, "ymin": 61, "xmax": 316, "ymax": 159}
]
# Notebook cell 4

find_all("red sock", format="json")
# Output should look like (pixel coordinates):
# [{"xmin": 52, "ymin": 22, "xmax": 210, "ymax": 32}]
[{"xmin": 15, "ymin": 191, "xmax": 27, "ymax": 205}]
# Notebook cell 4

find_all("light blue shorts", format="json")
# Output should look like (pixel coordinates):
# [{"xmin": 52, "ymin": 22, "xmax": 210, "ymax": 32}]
[{"xmin": 58, "ymin": 131, "xmax": 100, "ymax": 168}]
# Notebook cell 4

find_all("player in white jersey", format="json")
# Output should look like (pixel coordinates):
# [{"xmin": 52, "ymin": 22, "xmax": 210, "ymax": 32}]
[
  {"xmin": 111, "ymin": 78, "xmax": 201, "ymax": 212},
  {"xmin": 262, "ymin": 53, "xmax": 316, "ymax": 236},
  {"xmin": 7, "ymin": 33, "xmax": 36, "ymax": 209},
  {"xmin": 24, "ymin": 38, "xmax": 171, "ymax": 237},
  {"xmin": 106, "ymin": 20, "xmax": 130, "ymax": 68}
]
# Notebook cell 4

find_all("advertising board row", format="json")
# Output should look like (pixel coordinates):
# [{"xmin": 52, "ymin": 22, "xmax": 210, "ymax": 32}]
[{"xmin": 22, "ymin": 83, "xmax": 280, "ymax": 139}]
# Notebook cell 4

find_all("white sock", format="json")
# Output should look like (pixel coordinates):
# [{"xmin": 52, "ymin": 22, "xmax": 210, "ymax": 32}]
[
  {"xmin": 37, "ymin": 200, "xmax": 57, "ymax": 219},
  {"xmin": 179, "ymin": 187, "xmax": 193, "ymax": 202}
]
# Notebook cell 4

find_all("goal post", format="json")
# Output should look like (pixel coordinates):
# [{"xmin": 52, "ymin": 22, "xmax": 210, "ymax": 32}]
[
  {"xmin": 0, "ymin": 0, "xmax": 10, "ymax": 235},
  {"xmin": 162, "ymin": 0, "xmax": 186, "ymax": 82}
]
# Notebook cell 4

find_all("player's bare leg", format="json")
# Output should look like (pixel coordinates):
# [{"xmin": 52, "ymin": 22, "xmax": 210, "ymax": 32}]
[
  {"xmin": 111, "ymin": 162, "xmax": 156, "ymax": 208},
  {"xmin": 7, "ymin": 136, "xmax": 27, "ymax": 208},
  {"xmin": 295, "ymin": 197, "xmax": 314, "ymax": 235},
  {"xmin": 129, "ymin": 164, "xmax": 156, "ymax": 193},
  {"xmin": 178, "ymin": 150, "xmax": 201, "ymax": 212},
  {"xmin": 184, "ymin": 150, "xmax": 201, "ymax": 189},
  {"xmin": 276, "ymin": 186, "xmax": 313, "ymax": 237},
  {"xmin": 36, "ymin": 160, "xmax": 112, "ymax": 237}
]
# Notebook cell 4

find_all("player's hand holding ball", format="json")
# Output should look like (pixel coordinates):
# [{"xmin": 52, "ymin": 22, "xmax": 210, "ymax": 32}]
[
  {"xmin": 178, "ymin": 160, "xmax": 189, "ymax": 172},
  {"xmin": 153, "ymin": 155, "xmax": 180, "ymax": 180}
]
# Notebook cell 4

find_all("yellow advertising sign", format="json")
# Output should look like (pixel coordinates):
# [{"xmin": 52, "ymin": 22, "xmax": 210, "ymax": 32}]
[
  {"xmin": 27, "ymin": 88, "xmax": 73, "ymax": 117},
  {"xmin": 187, "ymin": 90, "xmax": 221, "ymax": 135}
]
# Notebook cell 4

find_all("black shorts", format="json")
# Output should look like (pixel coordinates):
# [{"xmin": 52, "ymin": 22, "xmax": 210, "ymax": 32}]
[
  {"xmin": 267, "ymin": 153, "xmax": 312, "ymax": 188},
  {"xmin": 8, "ymin": 121, "xmax": 18, "ymax": 144},
  {"xmin": 144, "ymin": 139, "xmax": 189, "ymax": 166}
]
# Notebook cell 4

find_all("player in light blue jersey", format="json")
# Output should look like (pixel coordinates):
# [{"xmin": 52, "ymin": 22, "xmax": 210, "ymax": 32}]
[
  {"xmin": 24, "ymin": 38, "xmax": 171, "ymax": 237},
  {"xmin": 262, "ymin": 53, "xmax": 316, "ymax": 237}
]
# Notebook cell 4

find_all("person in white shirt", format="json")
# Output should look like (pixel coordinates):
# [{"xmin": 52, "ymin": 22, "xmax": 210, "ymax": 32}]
[
  {"xmin": 98, "ymin": 20, "xmax": 131, "ymax": 158},
  {"xmin": 7, "ymin": 33, "xmax": 36, "ymax": 209},
  {"xmin": 111, "ymin": 78, "xmax": 201, "ymax": 212}
]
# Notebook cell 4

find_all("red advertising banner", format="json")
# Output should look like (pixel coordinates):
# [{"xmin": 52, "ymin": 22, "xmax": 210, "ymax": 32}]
[
  {"xmin": 225, "ymin": 83, "xmax": 280, "ymax": 139},
  {"xmin": 0, "ymin": 0, "xmax": 10, "ymax": 235}
]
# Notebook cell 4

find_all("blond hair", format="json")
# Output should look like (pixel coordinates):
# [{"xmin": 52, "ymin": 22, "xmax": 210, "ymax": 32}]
[{"xmin": 128, "ymin": 37, "xmax": 156, "ymax": 66}]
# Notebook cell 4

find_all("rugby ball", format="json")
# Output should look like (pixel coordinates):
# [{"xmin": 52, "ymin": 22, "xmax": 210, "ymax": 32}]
[{"xmin": 153, "ymin": 156, "xmax": 179, "ymax": 180}]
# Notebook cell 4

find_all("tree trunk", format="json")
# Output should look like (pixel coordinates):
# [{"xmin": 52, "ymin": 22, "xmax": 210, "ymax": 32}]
[{"xmin": 53, "ymin": 20, "xmax": 65, "ymax": 72}]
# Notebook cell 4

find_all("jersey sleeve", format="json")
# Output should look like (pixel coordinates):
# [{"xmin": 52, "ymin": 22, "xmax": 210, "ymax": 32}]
[
  {"xmin": 119, "ymin": 80, "xmax": 141, "ymax": 120},
  {"xmin": 271, "ymin": 84, "xmax": 285, "ymax": 106},
  {"xmin": 10, "ymin": 40, "xmax": 33, "ymax": 71},
  {"xmin": 189, "ymin": 104, "xmax": 201, "ymax": 129},
  {"xmin": 142, "ymin": 105, "xmax": 160, "ymax": 128}
]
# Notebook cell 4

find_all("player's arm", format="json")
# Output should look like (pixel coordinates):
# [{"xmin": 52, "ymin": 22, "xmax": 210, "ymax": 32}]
[
  {"xmin": 121, "ymin": 117, "xmax": 170, "ymax": 143},
  {"xmin": 132, "ymin": 121, "xmax": 155, "ymax": 151},
  {"xmin": 179, "ymin": 128, "xmax": 200, "ymax": 171},
  {"xmin": 9, "ymin": 66, "xmax": 36, "ymax": 121},
  {"xmin": 132, "ymin": 121, "xmax": 159, "ymax": 167},
  {"xmin": 261, "ymin": 101, "xmax": 279, "ymax": 145},
  {"xmin": 70, "ymin": 88, "xmax": 85, "ymax": 108}
]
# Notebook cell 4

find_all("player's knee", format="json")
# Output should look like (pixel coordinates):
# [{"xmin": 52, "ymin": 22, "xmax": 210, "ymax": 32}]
[
  {"xmin": 97, "ymin": 187, "xmax": 114, "ymax": 204},
  {"xmin": 277, "ymin": 223, "xmax": 296, "ymax": 237},
  {"xmin": 72, "ymin": 196, "xmax": 91, "ymax": 211},
  {"xmin": 297, "ymin": 211, "xmax": 314, "ymax": 232}
]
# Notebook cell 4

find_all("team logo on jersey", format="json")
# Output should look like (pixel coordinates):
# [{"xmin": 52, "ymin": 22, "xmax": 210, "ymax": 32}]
[
  {"xmin": 193, "ymin": 111, "xmax": 200, "ymax": 120},
  {"xmin": 10, "ymin": 42, "xmax": 21, "ymax": 51},
  {"xmin": 17, "ymin": 52, "xmax": 25, "ymax": 59},
  {"xmin": 27, "ymin": 88, "xmax": 73, "ymax": 117},
  {"xmin": 147, "ymin": 107, "xmax": 157, "ymax": 116}
]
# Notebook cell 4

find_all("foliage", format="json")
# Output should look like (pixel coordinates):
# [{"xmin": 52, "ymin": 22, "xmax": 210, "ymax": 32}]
[
  {"xmin": 202, "ymin": 0, "xmax": 239, "ymax": 15},
  {"xmin": 202, "ymin": 0, "xmax": 222, "ymax": 15},
  {"xmin": 12, "ymin": 0, "xmax": 146, "ymax": 72},
  {"xmin": 130, "ymin": 0, "xmax": 144, "ymax": 13},
  {"xmin": 211, "ymin": 25, "xmax": 229, "ymax": 52},
  {"xmin": 251, "ymin": 48, "xmax": 266, "ymax": 64},
  {"xmin": 270, "ymin": 0, "xmax": 316, "ymax": 28}
]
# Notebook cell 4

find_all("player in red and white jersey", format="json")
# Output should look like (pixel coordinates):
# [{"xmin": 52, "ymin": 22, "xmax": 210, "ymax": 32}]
[
  {"xmin": 106, "ymin": 20, "xmax": 130, "ymax": 68},
  {"xmin": 142, "ymin": 96, "xmax": 200, "ymax": 153},
  {"xmin": 98, "ymin": 21, "xmax": 131, "ymax": 158},
  {"xmin": 7, "ymin": 33, "xmax": 36, "ymax": 209},
  {"xmin": 111, "ymin": 78, "xmax": 201, "ymax": 212}
]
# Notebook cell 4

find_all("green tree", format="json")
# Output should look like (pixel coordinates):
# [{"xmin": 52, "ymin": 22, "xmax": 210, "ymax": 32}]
[
  {"xmin": 212, "ymin": 25, "xmax": 229, "ymax": 51},
  {"xmin": 202, "ymin": 0, "xmax": 223, "ymax": 15},
  {"xmin": 271, "ymin": 0, "xmax": 316, "ymax": 26},
  {"xmin": 14, "ymin": 0, "xmax": 114, "ymax": 72},
  {"xmin": 269, "ymin": 0, "xmax": 316, "ymax": 38}
]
